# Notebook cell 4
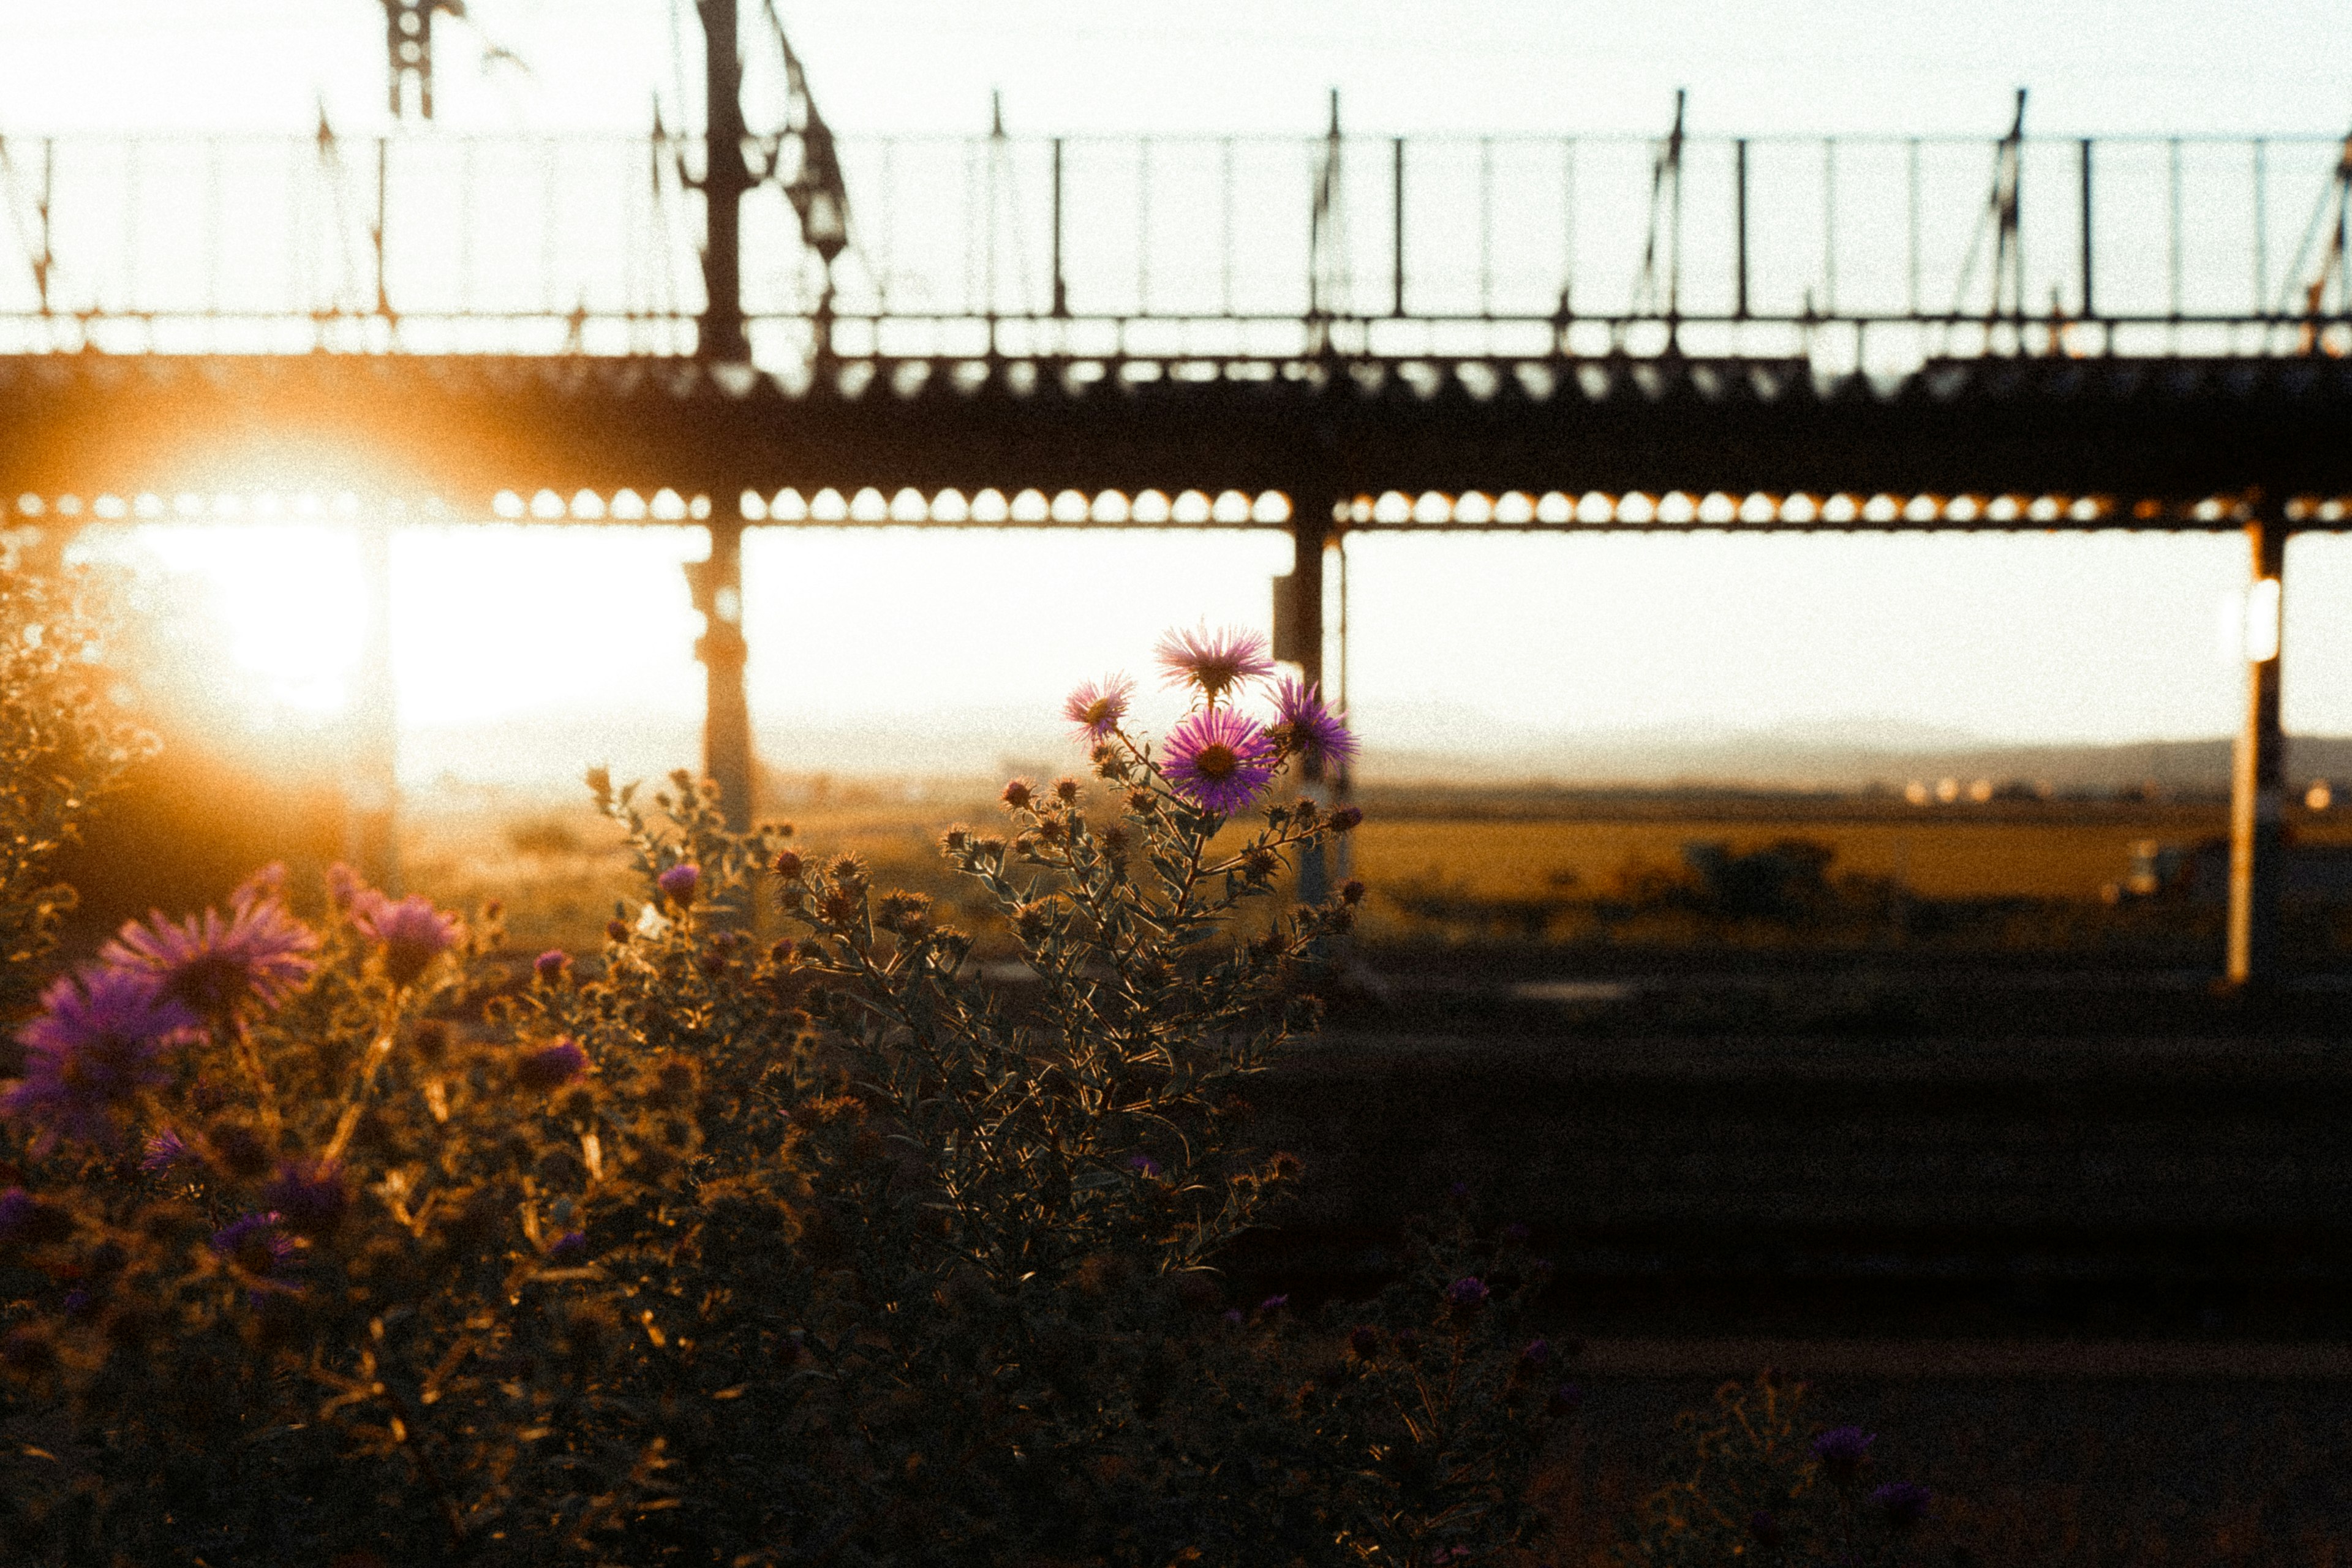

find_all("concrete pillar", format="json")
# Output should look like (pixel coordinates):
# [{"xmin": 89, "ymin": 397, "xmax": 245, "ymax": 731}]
[
  {"xmin": 687, "ymin": 517, "xmax": 755, "ymax": 833},
  {"xmin": 2226, "ymin": 510, "xmax": 2287, "ymax": 990},
  {"xmin": 349, "ymin": 514, "xmax": 400, "ymax": 892},
  {"xmin": 1284, "ymin": 497, "xmax": 1333, "ymax": 904},
  {"xmin": 696, "ymin": 0, "xmax": 751, "ymax": 364}
]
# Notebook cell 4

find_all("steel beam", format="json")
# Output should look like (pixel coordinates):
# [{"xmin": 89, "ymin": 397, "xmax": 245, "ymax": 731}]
[{"xmin": 2226, "ymin": 508, "xmax": 2286, "ymax": 990}]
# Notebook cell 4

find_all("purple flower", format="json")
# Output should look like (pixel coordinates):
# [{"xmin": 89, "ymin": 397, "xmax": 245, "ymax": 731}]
[
  {"xmin": 1126, "ymin": 1153, "xmax": 1162, "ymax": 1179},
  {"xmin": 1063, "ymin": 674, "xmax": 1136, "ymax": 744},
  {"xmin": 140, "ymin": 1128, "xmax": 194, "ymax": 1174},
  {"xmin": 325, "ymin": 862, "xmax": 365, "ymax": 915},
  {"xmin": 1444, "ymin": 1276, "xmax": 1490, "ymax": 1315},
  {"xmin": 263, "ymin": 1159, "xmax": 349, "ymax": 1238},
  {"xmin": 657, "ymin": 862, "xmax": 701, "ymax": 906},
  {"xmin": 1154, "ymin": 624, "xmax": 1275, "ymax": 704},
  {"xmin": 2, "ymin": 968, "xmax": 197, "ymax": 1152},
  {"xmin": 1161, "ymin": 707, "xmax": 1278, "ymax": 816},
  {"xmin": 1871, "ymin": 1480, "xmax": 1933, "ymax": 1529},
  {"xmin": 353, "ymin": 893, "xmax": 461, "ymax": 989},
  {"xmin": 548, "ymin": 1230, "xmax": 589, "ymax": 1263},
  {"xmin": 229, "ymin": 862, "xmax": 288, "ymax": 910},
  {"xmin": 515, "ymin": 1037, "xmax": 589, "ymax": 1091},
  {"xmin": 1519, "ymin": 1338, "xmax": 1550, "ymax": 1366},
  {"xmin": 1219, "ymin": 1308, "xmax": 1245, "ymax": 1329},
  {"xmin": 535, "ymin": 949, "xmax": 572, "ymax": 986},
  {"xmin": 1269, "ymin": 676, "xmax": 1359, "ymax": 769},
  {"xmin": 1812, "ymin": 1425, "xmax": 1877, "ymax": 1482},
  {"xmin": 1258, "ymin": 1294, "xmax": 1289, "ymax": 1314},
  {"xmin": 211, "ymin": 1212, "xmax": 297, "ymax": 1295},
  {"xmin": 103, "ymin": 899, "xmax": 320, "ymax": 1026}
]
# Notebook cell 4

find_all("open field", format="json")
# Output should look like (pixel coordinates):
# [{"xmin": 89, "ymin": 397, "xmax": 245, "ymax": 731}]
[{"xmin": 394, "ymin": 777, "xmax": 2352, "ymax": 957}]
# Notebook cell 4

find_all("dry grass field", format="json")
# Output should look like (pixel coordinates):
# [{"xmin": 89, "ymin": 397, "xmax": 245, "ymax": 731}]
[{"xmin": 396, "ymin": 775, "xmax": 2352, "ymax": 954}]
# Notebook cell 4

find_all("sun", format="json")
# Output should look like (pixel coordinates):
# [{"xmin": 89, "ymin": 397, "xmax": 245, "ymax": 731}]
[{"xmin": 127, "ymin": 524, "xmax": 368, "ymax": 720}]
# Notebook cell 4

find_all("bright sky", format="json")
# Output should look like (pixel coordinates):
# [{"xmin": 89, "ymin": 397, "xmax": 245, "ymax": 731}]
[{"xmin": 11, "ymin": 1, "xmax": 2352, "ymax": 782}]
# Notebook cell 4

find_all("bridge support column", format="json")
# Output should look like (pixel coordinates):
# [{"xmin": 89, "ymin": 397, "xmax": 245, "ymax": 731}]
[
  {"xmin": 1280, "ymin": 494, "xmax": 1336, "ymax": 905},
  {"xmin": 2226, "ymin": 509, "xmax": 2287, "ymax": 992},
  {"xmin": 688, "ymin": 517, "xmax": 755, "ymax": 834}
]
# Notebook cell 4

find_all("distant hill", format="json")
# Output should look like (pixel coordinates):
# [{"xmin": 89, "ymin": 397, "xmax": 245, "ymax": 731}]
[{"xmin": 397, "ymin": 706, "xmax": 2352, "ymax": 802}]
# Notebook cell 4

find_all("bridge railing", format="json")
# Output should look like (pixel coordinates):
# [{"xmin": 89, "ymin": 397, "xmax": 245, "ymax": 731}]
[{"xmin": 2, "ymin": 130, "xmax": 2347, "ymax": 364}]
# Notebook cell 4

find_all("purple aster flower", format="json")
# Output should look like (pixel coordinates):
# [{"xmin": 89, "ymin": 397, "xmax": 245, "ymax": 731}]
[
  {"xmin": 515, "ymin": 1037, "xmax": 589, "ymax": 1091},
  {"xmin": 657, "ymin": 862, "xmax": 700, "ymax": 906},
  {"xmin": 140, "ymin": 1128, "xmax": 194, "ymax": 1174},
  {"xmin": 1219, "ymin": 1308, "xmax": 1245, "ymax": 1329},
  {"xmin": 3, "ymin": 968, "xmax": 198, "ymax": 1153},
  {"xmin": 210, "ymin": 1211, "xmax": 298, "ymax": 1295},
  {"xmin": 325, "ymin": 862, "xmax": 365, "ymax": 916},
  {"xmin": 1063, "ymin": 674, "xmax": 1136, "ymax": 744},
  {"xmin": 1154, "ymin": 624, "xmax": 1275, "ymax": 704},
  {"xmin": 1519, "ymin": 1338, "xmax": 1550, "ymax": 1366},
  {"xmin": 1161, "ymin": 707, "xmax": 1278, "ymax": 816},
  {"xmin": 548, "ymin": 1230, "xmax": 589, "ymax": 1264},
  {"xmin": 1269, "ymin": 676, "xmax": 1359, "ymax": 769},
  {"xmin": 229, "ymin": 862, "xmax": 288, "ymax": 910},
  {"xmin": 1126, "ymin": 1153, "xmax": 1162, "ymax": 1178},
  {"xmin": 1871, "ymin": 1480, "xmax": 1932, "ymax": 1529},
  {"xmin": 103, "ymin": 899, "xmax": 320, "ymax": 1027},
  {"xmin": 1812, "ymin": 1425, "xmax": 1877, "ymax": 1483},
  {"xmin": 1444, "ymin": 1276, "xmax": 1490, "ymax": 1317},
  {"xmin": 352, "ymin": 893, "xmax": 461, "ymax": 989},
  {"xmin": 263, "ymin": 1159, "xmax": 350, "ymax": 1238},
  {"xmin": 1258, "ymin": 1294, "xmax": 1289, "ymax": 1315},
  {"xmin": 535, "ymin": 949, "xmax": 571, "ymax": 986}
]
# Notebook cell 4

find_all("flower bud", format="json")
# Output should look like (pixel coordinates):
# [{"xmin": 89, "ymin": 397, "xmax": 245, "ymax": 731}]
[
  {"xmin": 773, "ymin": 848, "xmax": 805, "ymax": 880},
  {"xmin": 1001, "ymin": 778, "xmax": 1035, "ymax": 810},
  {"xmin": 1053, "ymin": 776, "xmax": 1081, "ymax": 804},
  {"xmin": 534, "ymin": 949, "xmax": 571, "ymax": 986},
  {"xmin": 657, "ymin": 863, "xmax": 700, "ymax": 906},
  {"xmin": 1340, "ymin": 878, "xmax": 1366, "ymax": 905},
  {"xmin": 1330, "ymin": 805, "xmax": 1363, "ymax": 832},
  {"xmin": 516, "ymin": 1038, "xmax": 590, "ymax": 1091}
]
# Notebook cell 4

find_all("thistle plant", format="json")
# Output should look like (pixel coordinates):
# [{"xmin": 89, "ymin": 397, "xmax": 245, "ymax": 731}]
[
  {"xmin": 1624, "ymin": 1374, "xmax": 1937, "ymax": 1566},
  {"xmin": 0, "ymin": 623, "xmax": 1565, "ymax": 1567}
]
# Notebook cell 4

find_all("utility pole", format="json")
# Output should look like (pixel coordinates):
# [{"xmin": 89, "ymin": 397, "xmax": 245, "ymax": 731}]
[{"xmin": 696, "ymin": 0, "xmax": 752, "ymax": 363}]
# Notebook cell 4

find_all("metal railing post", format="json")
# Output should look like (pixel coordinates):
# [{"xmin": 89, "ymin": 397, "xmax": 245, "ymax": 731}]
[
  {"xmin": 2079, "ymin": 137, "xmax": 2094, "ymax": 319},
  {"xmin": 1734, "ymin": 137, "xmax": 1749, "ymax": 320},
  {"xmin": 1392, "ymin": 135, "xmax": 1406, "ymax": 318}
]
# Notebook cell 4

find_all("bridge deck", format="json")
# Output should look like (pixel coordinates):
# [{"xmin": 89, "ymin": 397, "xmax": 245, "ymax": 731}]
[{"xmin": 5, "ymin": 352, "xmax": 2352, "ymax": 525}]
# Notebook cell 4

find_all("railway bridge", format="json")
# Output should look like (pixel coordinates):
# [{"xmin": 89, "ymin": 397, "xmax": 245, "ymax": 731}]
[{"xmin": 5, "ymin": 21, "xmax": 2352, "ymax": 984}]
